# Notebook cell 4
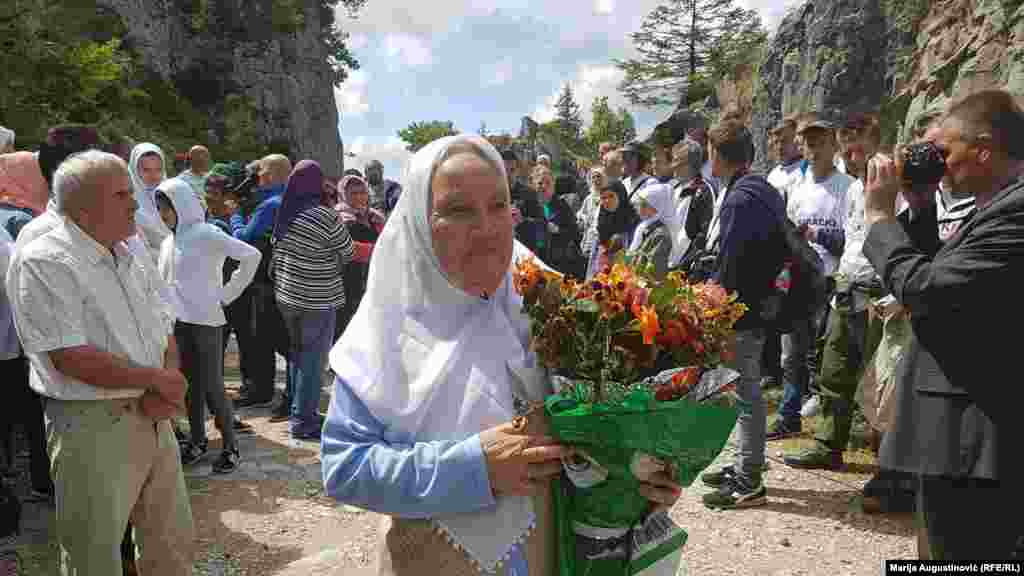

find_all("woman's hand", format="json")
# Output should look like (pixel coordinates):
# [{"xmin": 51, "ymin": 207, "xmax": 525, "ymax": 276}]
[{"xmin": 479, "ymin": 420, "xmax": 573, "ymax": 497}]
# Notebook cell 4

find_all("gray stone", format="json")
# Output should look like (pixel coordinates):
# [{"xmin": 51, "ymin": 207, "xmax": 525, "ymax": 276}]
[{"xmin": 96, "ymin": 0, "xmax": 344, "ymax": 174}]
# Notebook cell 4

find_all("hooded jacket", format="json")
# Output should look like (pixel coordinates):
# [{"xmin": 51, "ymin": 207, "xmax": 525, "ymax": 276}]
[
  {"xmin": 129, "ymin": 143, "xmax": 171, "ymax": 263},
  {"xmin": 157, "ymin": 178, "xmax": 261, "ymax": 327}
]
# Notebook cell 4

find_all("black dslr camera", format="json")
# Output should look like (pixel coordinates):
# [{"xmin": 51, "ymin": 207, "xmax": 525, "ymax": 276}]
[{"xmin": 899, "ymin": 141, "xmax": 946, "ymax": 188}]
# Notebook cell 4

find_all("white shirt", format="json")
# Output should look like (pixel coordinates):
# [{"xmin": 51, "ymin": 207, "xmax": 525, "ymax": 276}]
[
  {"xmin": 157, "ymin": 178, "xmax": 260, "ymax": 327},
  {"xmin": 0, "ymin": 227, "xmax": 19, "ymax": 360},
  {"xmin": 786, "ymin": 169, "xmax": 857, "ymax": 276},
  {"xmin": 766, "ymin": 160, "xmax": 803, "ymax": 204},
  {"xmin": 8, "ymin": 219, "xmax": 173, "ymax": 400},
  {"xmin": 835, "ymin": 177, "xmax": 871, "ymax": 283}
]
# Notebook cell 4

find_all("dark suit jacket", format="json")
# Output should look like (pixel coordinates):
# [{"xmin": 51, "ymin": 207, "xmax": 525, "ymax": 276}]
[{"xmin": 864, "ymin": 178, "xmax": 1024, "ymax": 481}]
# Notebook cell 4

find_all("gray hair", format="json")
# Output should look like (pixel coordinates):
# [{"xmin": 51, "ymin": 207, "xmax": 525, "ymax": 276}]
[
  {"xmin": 53, "ymin": 150, "xmax": 128, "ymax": 216},
  {"xmin": 0, "ymin": 126, "xmax": 14, "ymax": 150}
]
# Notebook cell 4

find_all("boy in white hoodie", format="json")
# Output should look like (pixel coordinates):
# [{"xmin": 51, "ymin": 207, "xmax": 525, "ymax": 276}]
[{"xmin": 156, "ymin": 178, "xmax": 261, "ymax": 474}]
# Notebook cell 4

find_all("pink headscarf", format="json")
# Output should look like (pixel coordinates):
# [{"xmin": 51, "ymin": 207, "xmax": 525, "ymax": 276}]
[
  {"xmin": 0, "ymin": 152, "xmax": 48, "ymax": 215},
  {"xmin": 336, "ymin": 174, "xmax": 385, "ymax": 229}
]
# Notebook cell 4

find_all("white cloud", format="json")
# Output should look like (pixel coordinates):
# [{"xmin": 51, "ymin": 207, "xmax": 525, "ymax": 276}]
[
  {"xmin": 345, "ymin": 136, "xmax": 413, "ymax": 181},
  {"xmin": 739, "ymin": 0, "xmax": 804, "ymax": 31},
  {"xmin": 335, "ymin": 69, "xmax": 369, "ymax": 118},
  {"xmin": 383, "ymin": 33, "xmax": 433, "ymax": 68},
  {"xmin": 594, "ymin": 0, "xmax": 615, "ymax": 15},
  {"xmin": 533, "ymin": 63, "xmax": 672, "ymax": 128}
]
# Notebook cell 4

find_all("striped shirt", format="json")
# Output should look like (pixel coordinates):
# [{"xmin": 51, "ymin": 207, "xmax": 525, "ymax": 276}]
[{"xmin": 272, "ymin": 206, "xmax": 354, "ymax": 311}]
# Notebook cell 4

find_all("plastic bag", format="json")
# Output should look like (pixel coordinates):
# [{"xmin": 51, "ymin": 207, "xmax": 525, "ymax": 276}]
[
  {"xmin": 857, "ymin": 297, "xmax": 911, "ymax": 432},
  {"xmin": 548, "ymin": 367, "xmax": 740, "ymax": 576}
]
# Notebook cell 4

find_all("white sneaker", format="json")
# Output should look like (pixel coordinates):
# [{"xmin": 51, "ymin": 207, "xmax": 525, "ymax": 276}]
[{"xmin": 800, "ymin": 394, "xmax": 822, "ymax": 418}]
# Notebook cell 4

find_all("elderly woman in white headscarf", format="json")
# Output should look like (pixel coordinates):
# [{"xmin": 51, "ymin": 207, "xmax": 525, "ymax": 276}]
[
  {"xmin": 321, "ymin": 135, "xmax": 682, "ymax": 576},
  {"xmin": 129, "ymin": 142, "xmax": 170, "ymax": 262},
  {"xmin": 627, "ymin": 181, "xmax": 675, "ymax": 280}
]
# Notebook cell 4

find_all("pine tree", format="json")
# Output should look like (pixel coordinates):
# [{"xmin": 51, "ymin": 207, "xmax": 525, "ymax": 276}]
[
  {"xmin": 554, "ymin": 84, "xmax": 584, "ymax": 148},
  {"xmin": 614, "ymin": 0, "xmax": 767, "ymax": 107},
  {"xmin": 585, "ymin": 96, "xmax": 622, "ymax": 153},
  {"xmin": 619, "ymin": 108, "xmax": 637, "ymax": 143}
]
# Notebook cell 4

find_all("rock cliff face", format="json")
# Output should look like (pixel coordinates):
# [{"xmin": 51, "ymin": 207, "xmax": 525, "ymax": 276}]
[
  {"xmin": 748, "ymin": 0, "xmax": 1024, "ymax": 168},
  {"xmin": 99, "ymin": 0, "xmax": 343, "ymax": 175}
]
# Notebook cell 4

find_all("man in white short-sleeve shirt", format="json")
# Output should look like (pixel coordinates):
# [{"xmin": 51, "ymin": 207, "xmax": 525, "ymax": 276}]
[{"xmin": 7, "ymin": 150, "xmax": 193, "ymax": 575}]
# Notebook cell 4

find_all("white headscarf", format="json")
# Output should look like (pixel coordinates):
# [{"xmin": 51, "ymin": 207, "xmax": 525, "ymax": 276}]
[
  {"xmin": 129, "ymin": 143, "xmax": 171, "ymax": 261},
  {"xmin": 328, "ymin": 134, "xmax": 549, "ymax": 572},
  {"xmin": 629, "ymin": 181, "xmax": 676, "ymax": 252}
]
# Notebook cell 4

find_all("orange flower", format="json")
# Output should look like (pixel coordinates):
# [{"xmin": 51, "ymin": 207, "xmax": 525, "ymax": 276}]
[{"xmin": 636, "ymin": 305, "xmax": 660, "ymax": 345}]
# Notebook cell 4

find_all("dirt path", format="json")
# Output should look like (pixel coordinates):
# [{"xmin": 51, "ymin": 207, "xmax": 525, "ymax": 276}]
[{"xmin": 4, "ymin": 358, "xmax": 915, "ymax": 575}]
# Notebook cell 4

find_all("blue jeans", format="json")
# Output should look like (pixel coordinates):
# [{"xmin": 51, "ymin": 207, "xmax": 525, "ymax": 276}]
[
  {"xmin": 778, "ymin": 302, "xmax": 828, "ymax": 425},
  {"xmin": 278, "ymin": 305, "xmax": 335, "ymax": 435},
  {"xmin": 730, "ymin": 328, "xmax": 766, "ymax": 484}
]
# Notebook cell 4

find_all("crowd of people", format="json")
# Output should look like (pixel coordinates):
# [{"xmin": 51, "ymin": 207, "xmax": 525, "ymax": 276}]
[{"xmin": 0, "ymin": 86, "xmax": 1022, "ymax": 574}]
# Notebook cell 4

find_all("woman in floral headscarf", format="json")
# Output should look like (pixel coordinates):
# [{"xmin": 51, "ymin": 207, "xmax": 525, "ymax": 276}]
[
  {"xmin": 334, "ymin": 174, "xmax": 385, "ymax": 339},
  {"xmin": 0, "ymin": 152, "xmax": 48, "ymax": 239}
]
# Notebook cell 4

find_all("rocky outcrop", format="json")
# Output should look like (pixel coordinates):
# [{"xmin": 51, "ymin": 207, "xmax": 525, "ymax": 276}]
[
  {"xmin": 739, "ymin": 0, "xmax": 1024, "ymax": 170},
  {"xmin": 893, "ymin": 0, "xmax": 1024, "ymax": 143},
  {"xmin": 748, "ymin": 0, "xmax": 902, "ymax": 168},
  {"xmin": 99, "ymin": 0, "xmax": 344, "ymax": 175}
]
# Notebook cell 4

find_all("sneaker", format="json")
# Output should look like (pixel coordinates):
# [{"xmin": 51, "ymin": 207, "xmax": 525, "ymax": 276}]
[
  {"xmin": 702, "ymin": 475, "xmax": 767, "ymax": 509},
  {"xmin": 235, "ymin": 394, "xmax": 274, "ymax": 408},
  {"xmin": 179, "ymin": 441, "xmax": 208, "ymax": 466},
  {"xmin": 701, "ymin": 465, "xmax": 735, "ymax": 488},
  {"xmin": 759, "ymin": 376, "xmax": 780, "ymax": 389},
  {"xmin": 292, "ymin": 428, "xmax": 322, "ymax": 442},
  {"xmin": 783, "ymin": 446, "xmax": 842, "ymax": 470},
  {"xmin": 766, "ymin": 419, "xmax": 801, "ymax": 441},
  {"xmin": 800, "ymin": 394, "xmax": 822, "ymax": 418},
  {"xmin": 211, "ymin": 448, "xmax": 240, "ymax": 474}
]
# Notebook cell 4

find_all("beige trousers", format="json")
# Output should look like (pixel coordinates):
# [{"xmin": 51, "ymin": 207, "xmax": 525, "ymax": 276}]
[{"xmin": 45, "ymin": 398, "xmax": 194, "ymax": 575}]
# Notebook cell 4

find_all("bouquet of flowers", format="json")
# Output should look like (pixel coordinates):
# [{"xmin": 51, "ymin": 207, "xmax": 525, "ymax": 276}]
[{"xmin": 513, "ymin": 257, "xmax": 748, "ymax": 576}]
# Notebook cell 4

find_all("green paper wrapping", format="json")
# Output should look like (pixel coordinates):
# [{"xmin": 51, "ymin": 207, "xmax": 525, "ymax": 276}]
[{"xmin": 545, "ymin": 368, "xmax": 739, "ymax": 576}]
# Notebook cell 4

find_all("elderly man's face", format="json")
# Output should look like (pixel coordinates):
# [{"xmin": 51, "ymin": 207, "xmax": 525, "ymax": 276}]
[
  {"xmin": 430, "ymin": 152, "xmax": 514, "ymax": 297},
  {"xmin": 83, "ymin": 168, "xmax": 137, "ymax": 246},
  {"xmin": 138, "ymin": 154, "xmax": 163, "ymax": 188}
]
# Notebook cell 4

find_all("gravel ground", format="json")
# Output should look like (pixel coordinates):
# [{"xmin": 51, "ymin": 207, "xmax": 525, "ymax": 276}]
[{"xmin": 3, "ymin": 352, "xmax": 915, "ymax": 574}]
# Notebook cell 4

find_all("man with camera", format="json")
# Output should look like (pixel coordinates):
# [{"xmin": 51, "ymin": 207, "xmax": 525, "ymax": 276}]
[
  {"xmin": 227, "ymin": 155, "xmax": 292, "ymax": 416},
  {"xmin": 863, "ymin": 90, "xmax": 1024, "ymax": 559}
]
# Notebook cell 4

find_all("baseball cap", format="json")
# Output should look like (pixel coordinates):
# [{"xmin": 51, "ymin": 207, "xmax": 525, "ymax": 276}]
[{"xmin": 797, "ymin": 112, "xmax": 837, "ymax": 134}]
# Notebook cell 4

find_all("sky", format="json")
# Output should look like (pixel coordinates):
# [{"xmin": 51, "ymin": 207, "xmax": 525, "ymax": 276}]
[{"xmin": 333, "ymin": 0, "xmax": 803, "ymax": 179}]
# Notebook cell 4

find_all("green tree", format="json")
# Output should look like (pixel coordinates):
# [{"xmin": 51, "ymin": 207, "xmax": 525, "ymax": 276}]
[
  {"xmin": 397, "ymin": 120, "xmax": 459, "ymax": 152},
  {"xmin": 554, "ymin": 84, "xmax": 584, "ymax": 148},
  {"xmin": 614, "ymin": 0, "xmax": 767, "ymax": 107},
  {"xmin": 585, "ymin": 96, "xmax": 622, "ymax": 153},
  {"xmin": 619, "ymin": 108, "xmax": 637, "ymax": 143}
]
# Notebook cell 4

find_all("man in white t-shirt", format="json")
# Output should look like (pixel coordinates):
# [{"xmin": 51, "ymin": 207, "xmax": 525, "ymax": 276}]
[
  {"xmin": 784, "ymin": 112, "xmax": 883, "ymax": 469},
  {"xmin": 766, "ymin": 116, "xmax": 804, "ymax": 207},
  {"xmin": 769, "ymin": 112, "xmax": 859, "ymax": 440}
]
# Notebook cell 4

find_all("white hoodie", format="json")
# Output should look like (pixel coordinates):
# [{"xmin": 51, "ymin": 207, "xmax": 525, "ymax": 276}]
[
  {"xmin": 157, "ymin": 178, "xmax": 260, "ymax": 327},
  {"xmin": 129, "ymin": 143, "xmax": 172, "ymax": 264}
]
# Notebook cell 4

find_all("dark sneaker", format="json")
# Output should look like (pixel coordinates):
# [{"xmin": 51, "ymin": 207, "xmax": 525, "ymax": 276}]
[
  {"xmin": 179, "ymin": 441, "xmax": 208, "ymax": 466},
  {"xmin": 235, "ymin": 394, "xmax": 274, "ymax": 408},
  {"xmin": 211, "ymin": 448, "xmax": 240, "ymax": 475},
  {"xmin": 783, "ymin": 446, "xmax": 843, "ymax": 470},
  {"xmin": 766, "ymin": 419, "xmax": 801, "ymax": 441},
  {"xmin": 701, "ymin": 465, "xmax": 735, "ymax": 488},
  {"xmin": 292, "ymin": 428, "xmax": 322, "ymax": 442},
  {"xmin": 703, "ymin": 475, "xmax": 767, "ymax": 509}
]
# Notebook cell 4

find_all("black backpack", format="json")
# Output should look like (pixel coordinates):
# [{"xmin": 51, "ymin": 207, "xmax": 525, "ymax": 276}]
[{"xmin": 748, "ymin": 189, "xmax": 829, "ymax": 334}]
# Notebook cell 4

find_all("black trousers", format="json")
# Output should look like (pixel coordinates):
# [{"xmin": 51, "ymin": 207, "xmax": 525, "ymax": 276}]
[
  {"xmin": 917, "ymin": 474, "xmax": 1021, "ymax": 559},
  {"xmin": 760, "ymin": 326, "xmax": 782, "ymax": 381},
  {"xmin": 1, "ymin": 357, "xmax": 50, "ymax": 493},
  {"xmin": 223, "ymin": 284, "xmax": 254, "ymax": 385},
  {"xmin": 248, "ymin": 283, "xmax": 290, "ymax": 402}
]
